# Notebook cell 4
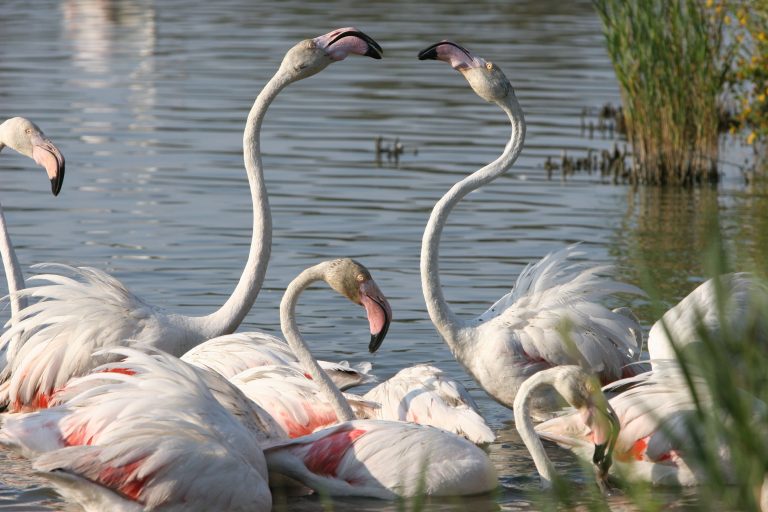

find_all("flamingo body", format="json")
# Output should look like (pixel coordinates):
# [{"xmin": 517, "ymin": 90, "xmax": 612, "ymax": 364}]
[
  {"xmin": 362, "ymin": 363, "xmax": 495, "ymax": 444},
  {"xmin": 264, "ymin": 419, "xmax": 498, "ymax": 499},
  {"xmin": 648, "ymin": 272, "xmax": 768, "ymax": 363},
  {"xmin": 181, "ymin": 331, "xmax": 375, "ymax": 390},
  {"xmin": 1, "ymin": 348, "xmax": 273, "ymax": 512},
  {"xmin": 230, "ymin": 365, "xmax": 376, "ymax": 438}
]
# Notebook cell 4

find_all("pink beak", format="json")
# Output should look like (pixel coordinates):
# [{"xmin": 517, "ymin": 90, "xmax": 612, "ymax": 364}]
[
  {"xmin": 31, "ymin": 132, "xmax": 65, "ymax": 196},
  {"xmin": 359, "ymin": 279, "xmax": 392, "ymax": 353},
  {"xmin": 313, "ymin": 27, "xmax": 383, "ymax": 61}
]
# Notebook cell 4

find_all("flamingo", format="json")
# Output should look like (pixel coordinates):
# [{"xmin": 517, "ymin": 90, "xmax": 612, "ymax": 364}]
[
  {"xmin": 647, "ymin": 272, "xmax": 768, "ymax": 364},
  {"xmin": 534, "ymin": 363, "xmax": 707, "ymax": 486},
  {"xmin": 0, "ymin": 117, "xmax": 65, "ymax": 379},
  {"xmin": 360, "ymin": 363, "xmax": 495, "ymax": 444},
  {"xmin": 229, "ymin": 364, "xmax": 379, "ymax": 438},
  {"xmin": 1, "ymin": 347, "xmax": 275, "ymax": 512},
  {"xmin": 0, "ymin": 28, "xmax": 384, "ymax": 412},
  {"xmin": 513, "ymin": 365, "xmax": 620, "ymax": 491},
  {"xmin": 181, "ymin": 331, "xmax": 376, "ymax": 391},
  {"xmin": 257, "ymin": 258, "xmax": 497, "ymax": 499},
  {"xmin": 416, "ymin": 41, "xmax": 643, "ymax": 413}
]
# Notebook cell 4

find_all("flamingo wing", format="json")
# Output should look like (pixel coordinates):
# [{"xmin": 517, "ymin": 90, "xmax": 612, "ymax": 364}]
[
  {"xmin": 648, "ymin": 272, "xmax": 768, "ymax": 362},
  {"xmin": 181, "ymin": 331, "xmax": 376, "ymax": 390},
  {"xmin": 0, "ymin": 265, "xmax": 179, "ymax": 411},
  {"xmin": 1, "ymin": 347, "xmax": 272, "ymax": 511},
  {"xmin": 363, "ymin": 364, "xmax": 494, "ymax": 444},
  {"xmin": 475, "ymin": 245, "xmax": 644, "ymax": 382},
  {"xmin": 264, "ymin": 419, "xmax": 498, "ymax": 499}
]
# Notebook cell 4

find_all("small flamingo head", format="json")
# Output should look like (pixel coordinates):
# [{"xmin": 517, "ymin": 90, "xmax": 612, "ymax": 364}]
[
  {"xmin": 278, "ymin": 27, "xmax": 382, "ymax": 81},
  {"xmin": 325, "ymin": 258, "xmax": 392, "ymax": 353},
  {"xmin": 418, "ymin": 40, "xmax": 511, "ymax": 103},
  {"xmin": 0, "ymin": 117, "xmax": 65, "ymax": 196}
]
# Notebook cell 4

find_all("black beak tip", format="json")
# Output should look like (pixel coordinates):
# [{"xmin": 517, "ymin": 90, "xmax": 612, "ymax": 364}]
[
  {"xmin": 369, "ymin": 333, "xmax": 382, "ymax": 353},
  {"xmin": 365, "ymin": 48, "xmax": 383, "ymax": 59},
  {"xmin": 417, "ymin": 47, "xmax": 438, "ymax": 61},
  {"xmin": 50, "ymin": 178, "xmax": 61, "ymax": 196}
]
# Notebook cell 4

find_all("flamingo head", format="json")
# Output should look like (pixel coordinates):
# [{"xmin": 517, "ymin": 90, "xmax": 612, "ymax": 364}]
[
  {"xmin": 0, "ymin": 117, "xmax": 65, "ymax": 196},
  {"xmin": 325, "ymin": 258, "xmax": 392, "ymax": 353},
  {"xmin": 557, "ymin": 368, "xmax": 620, "ymax": 491},
  {"xmin": 279, "ymin": 27, "xmax": 383, "ymax": 81},
  {"xmin": 417, "ymin": 41, "xmax": 511, "ymax": 103}
]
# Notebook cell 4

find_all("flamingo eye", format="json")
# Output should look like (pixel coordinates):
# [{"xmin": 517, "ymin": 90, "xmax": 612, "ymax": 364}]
[
  {"xmin": 25, "ymin": 129, "xmax": 31, "ymax": 134},
  {"xmin": 356, "ymin": 274, "xmax": 365, "ymax": 282},
  {"xmin": 486, "ymin": 62, "xmax": 494, "ymax": 70}
]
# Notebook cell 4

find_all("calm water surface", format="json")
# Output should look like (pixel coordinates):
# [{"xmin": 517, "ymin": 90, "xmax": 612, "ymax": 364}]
[{"xmin": 0, "ymin": 0, "xmax": 764, "ymax": 510}]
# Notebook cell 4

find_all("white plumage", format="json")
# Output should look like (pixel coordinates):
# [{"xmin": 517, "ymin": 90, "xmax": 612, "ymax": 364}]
[
  {"xmin": 181, "ymin": 331, "xmax": 376, "ymax": 390},
  {"xmin": 264, "ymin": 419, "xmax": 498, "ymax": 499},
  {"xmin": 1, "ymin": 347, "xmax": 273, "ymax": 512},
  {"xmin": 648, "ymin": 272, "xmax": 768, "ymax": 364},
  {"xmin": 361, "ymin": 364, "xmax": 495, "ymax": 444},
  {"xmin": 417, "ymin": 41, "xmax": 644, "ymax": 414}
]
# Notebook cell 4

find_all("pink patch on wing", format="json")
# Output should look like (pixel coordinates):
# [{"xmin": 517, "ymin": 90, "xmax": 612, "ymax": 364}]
[
  {"xmin": 11, "ymin": 389, "xmax": 54, "ymax": 413},
  {"xmin": 279, "ymin": 405, "xmax": 339, "ymax": 438},
  {"xmin": 97, "ymin": 458, "xmax": 152, "ymax": 502},
  {"xmin": 101, "ymin": 367, "xmax": 137, "ymax": 376},
  {"xmin": 617, "ymin": 436, "xmax": 650, "ymax": 462},
  {"xmin": 303, "ymin": 428, "xmax": 367, "ymax": 476}
]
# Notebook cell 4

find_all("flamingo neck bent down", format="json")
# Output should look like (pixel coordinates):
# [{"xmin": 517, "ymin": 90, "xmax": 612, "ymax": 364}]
[
  {"xmin": 420, "ymin": 92, "xmax": 526, "ymax": 349},
  {"xmin": 279, "ymin": 261, "xmax": 357, "ymax": 422},
  {"xmin": 186, "ymin": 72, "xmax": 292, "ymax": 340},
  {"xmin": 512, "ymin": 368, "xmax": 564, "ymax": 488}
]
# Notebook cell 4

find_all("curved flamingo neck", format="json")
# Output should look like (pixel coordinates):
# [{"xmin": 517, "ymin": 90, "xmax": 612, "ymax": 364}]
[
  {"xmin": 0, "ymin": 201, "xmax": 27, "ymax": 318},
  {"xmin": 420, "ymin": 92, "xmax": 526, "ymax": 347},
  {"xmin": 191, "ymin": 73, "xmax": 292, "ymax": 339},
  {"xmin": 280, "ymin": 261, "xmax": 356, "ymax": 422},
  {"xmin": 513, "ymin": 369, "xmax": 559, "ymax": 489}
]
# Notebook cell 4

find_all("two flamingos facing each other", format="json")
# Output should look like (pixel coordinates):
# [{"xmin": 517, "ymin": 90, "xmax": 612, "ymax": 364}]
[{"xmin": 0, "ymin": 27, "xmax": 385, "ymax": 412}]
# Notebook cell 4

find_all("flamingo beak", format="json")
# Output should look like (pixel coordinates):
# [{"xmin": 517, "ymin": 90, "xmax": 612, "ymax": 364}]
[
  {"xmin": 358, "ymin": 279, "xmax": 392, "ymax": 353},
  {"xmin": 590, "ymin": 403, "xmax": 620, "ymax": 491},
  {"xmin": 417, "ymin": 40, "xmax": 475, "ymax": 70},
  {"xmin": 30, "ymin": 133, "xmax": 65, "ymax": 196},
  {"xmin": 315, "ymin": 28, "xmax": 383, "ymax": 60}
]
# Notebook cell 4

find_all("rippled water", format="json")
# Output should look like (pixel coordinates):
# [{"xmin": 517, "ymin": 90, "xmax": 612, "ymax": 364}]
[{"xmin": 0, "ymin": 0, "xmax": 765, "ymax": 510}]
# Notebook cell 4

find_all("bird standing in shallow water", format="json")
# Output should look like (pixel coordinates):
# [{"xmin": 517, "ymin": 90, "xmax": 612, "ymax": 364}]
[{"xmin": 417, "ymin": 40, "xmax": 643, "ymax": 414}]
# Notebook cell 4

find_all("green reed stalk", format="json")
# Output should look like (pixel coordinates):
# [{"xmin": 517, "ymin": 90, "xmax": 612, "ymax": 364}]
[{"xmin": 594, "ymin": 0, "xmax": 732, "ymax": 186}]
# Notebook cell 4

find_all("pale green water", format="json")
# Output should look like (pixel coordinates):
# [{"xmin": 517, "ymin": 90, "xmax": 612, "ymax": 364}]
[{"xmin": 0, "ymin": 0, "xmax": 763, "ymax": 510}]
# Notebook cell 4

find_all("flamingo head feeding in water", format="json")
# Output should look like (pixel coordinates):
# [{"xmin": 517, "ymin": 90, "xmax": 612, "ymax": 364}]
[
  {"xmin": 418, "ymin": 41, "xmax": 512, "ymax": 103},
  {"xmin": 559, "ymin": 369, "xmax": 621, "ymax": 487},
  {"xmin": 278, "ymin": 27, "xmax": 383, "ymax": 81},
  {"xmin": 0, "ymin": 117, "xmax": 65, "ymax": 196},
  {"xmin": 324, "ymin": 258, "xmax": 392, "ymax": 353}
]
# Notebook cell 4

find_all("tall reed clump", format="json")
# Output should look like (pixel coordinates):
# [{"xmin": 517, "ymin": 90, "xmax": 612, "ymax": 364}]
[{"xmin": 594, "ymin": 0, "xmax": 732, "ymax": 186}]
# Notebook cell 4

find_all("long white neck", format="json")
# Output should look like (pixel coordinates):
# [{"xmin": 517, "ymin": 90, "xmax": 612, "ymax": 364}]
[
  {"xmin": 280, "ymin": 261, "xmax": 356, "ymax": 422},
  {"xmin": 0, "ymin": 200, "xmax": 27, "ymax": 319},
  {"xmin": 513, "ymin": 369, "xmax": 558, "ymax": 489},
  {"xmin": 420, "ymin": 93, "xmax": 526, "ymax": 345},
  {"xmin": 190, "ymin": 73, "xmax": 291, "ymax": 339}
]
